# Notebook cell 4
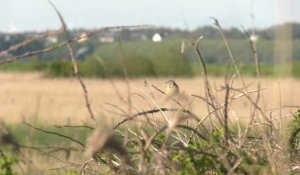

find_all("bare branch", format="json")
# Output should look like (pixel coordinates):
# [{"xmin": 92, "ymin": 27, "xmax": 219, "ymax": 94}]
[
  {"xmin": 48, "ymin": 0, "xmax": 95, "ymax": 120},
  {"xmin": 24, "ymin": 122, "xmax": 85, "ymax": 147},
  {"xmin": 0, "ymin": 28, "xmax": 63, "ymax": 57},
  {"xmin": 113, "ymin": 108, "xmax": 199, "ymax": 130}
]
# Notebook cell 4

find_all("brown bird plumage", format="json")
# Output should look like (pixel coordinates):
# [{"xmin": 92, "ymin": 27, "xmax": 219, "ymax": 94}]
[{"xmin": 166, "ymin": 80, "xmax": 179, "ymax": 97}]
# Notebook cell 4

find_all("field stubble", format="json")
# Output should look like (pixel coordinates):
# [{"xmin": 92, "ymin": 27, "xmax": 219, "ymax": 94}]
[{"xmin": 0, "ymin": 72, "xmax": 298, "ymax": 126}]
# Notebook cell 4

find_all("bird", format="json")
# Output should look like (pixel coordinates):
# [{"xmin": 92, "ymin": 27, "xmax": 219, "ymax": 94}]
[{"xmin": 166, "ymin": 80, "xmax": 179, "ymax": 97}]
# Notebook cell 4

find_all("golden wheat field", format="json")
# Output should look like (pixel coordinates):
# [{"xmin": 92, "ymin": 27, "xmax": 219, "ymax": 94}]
[{"xmin": 0, "ymin": 72, "xmax": 299, "ymax": 125}]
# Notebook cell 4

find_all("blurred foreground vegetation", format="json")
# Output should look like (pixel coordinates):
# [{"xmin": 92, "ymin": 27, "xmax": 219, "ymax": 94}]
[{"xmin": 2, "ymin": 110, "xmax": 300, "ymax": 174}]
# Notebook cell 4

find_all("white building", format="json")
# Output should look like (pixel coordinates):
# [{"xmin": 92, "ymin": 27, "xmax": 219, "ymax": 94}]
[
  {"xmin": 152, "ymin": 33, "xmax": 162, "ymax": 42},
  {"xmin": 99, "ymin": 36, "xmax": 114, "ymax": 43},
  {"xmin": 250, "ymin": 34, "xmax": 258, "ymax": 42},
  {"xmin": 46, "ymin": 36, "xmax": 58, "ymax": 45},
  {"xmin": 77, "ymin": 32, "xmax": 89, "ymax": 43}
]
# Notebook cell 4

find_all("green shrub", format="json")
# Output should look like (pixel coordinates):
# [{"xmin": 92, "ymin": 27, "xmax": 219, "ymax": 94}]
[
  {"xmin": 289, "ymin": 109, "xmax": 300, "ymax": 153},
  {"xmin": 46, "ymin": 60, "xmax": 72, "ymax": 77},
  {"xmin": 95, "ymin": 40, "xmax": 194, "ymax": 77},
  {"xmin": 79, "ymin": 56, "xmax": 105, "ymax": 78},
  {"xmin": 124, "ymin": 54, "xmax": 156, "ymax": 77},
  {"xmin": 2, "ymin": 39, "xmax": 300, "ymax": 78},
  {"xmin": 0, "ymin": 154, "xmax": 17, "ymax": 175},
  {"xmin": 28, "ymin": 59, "xmax": 47, "ymax": 71},
  {"xmin": 292, "ymin": 62, "xmax": 300, "ymax": 77}
]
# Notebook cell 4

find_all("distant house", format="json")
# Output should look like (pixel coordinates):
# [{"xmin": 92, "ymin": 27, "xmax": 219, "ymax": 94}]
[
  {"xmin": 140, "ymin": 35, "xmax": 148, "ymax": 41},
  {"xmin": 152, "ymin": 33, "xmax": 162, "ymax": 42},
  {"xmin": 77, "ymin": 32, "xmax": 89, "ymax": 43},
  {"xmin": 76, "ymin": 47, "xmax": 89, "ymax": 58},
  {"xmin": 99, "ymin": 36, "xmax": 114, "ymax": 43},
  {"xmin": 99, "ymin": 32, "xmax": 115, "ymax": 43},
  {"xmin": 131, "ymin": 32, "xmax": 148, "ymax": 41},
  {"xmin": 4, "ymin": 35, "xmax": 11, "ymax": 42},
  {"xmin": 250, "ymin": 34, "xmax": 258, "ymax": 42},
  {"xmin": 46, "ymin": 36, "xmax": 58, "ymax": 44}
]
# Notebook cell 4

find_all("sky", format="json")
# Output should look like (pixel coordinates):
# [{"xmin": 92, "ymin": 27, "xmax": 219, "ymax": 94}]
[{"xmin": 0, "ymin": 0, "xmax": 298, "ymax": 33}]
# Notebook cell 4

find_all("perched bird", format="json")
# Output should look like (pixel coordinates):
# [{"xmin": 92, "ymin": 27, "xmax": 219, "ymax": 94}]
[{"xmin": 166, "ymin": 80, "xmax": 179, "ymax": 97}]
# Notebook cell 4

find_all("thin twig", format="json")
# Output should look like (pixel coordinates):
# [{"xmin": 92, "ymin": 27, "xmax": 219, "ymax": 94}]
[
  {"xmin": 0, "ymin": 28, "xmax": 63, "ymax": 57},
  {"xmin": 23, "ymin": 122, "xmax": 84, "ymax": 147},
  {"xmin": 151, "ymin": 84, "xmax": 185, "ymax": 109},
  {"xmin": 223, "ymin": 82, "xmax": 230, "ymax": 144},
  {"xmin": 0, "ymin": 24, "xmax": 153, "ymax": 65},
  {"xmin": 48, "ymin": 0, "xmax": 96, "ymax": 121},
  {"xmin": 195, "ymin": 36, "xmax": 222, "ymax": 127},
  {"xmin": 113, "ymin": 108, "xmax": 199, "ymax": 130},
  {"xmin": 54, "ymin": 125, "xmax": 94, "ymax": 130}
]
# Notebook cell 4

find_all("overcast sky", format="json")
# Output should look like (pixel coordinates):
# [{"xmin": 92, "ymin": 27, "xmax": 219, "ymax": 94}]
[{"xmin": 0, "ymin": 0, "xmax": 298, "ymax": 33}]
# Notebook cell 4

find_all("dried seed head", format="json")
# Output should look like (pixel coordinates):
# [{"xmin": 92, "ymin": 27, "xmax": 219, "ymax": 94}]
[
  {"xmin": 167, "ymin": 112, "xmax": 186, "ymax": 132},
  {"xmin": 85, "ymin": 130, "xmax": 111, "ymax": 158},
  {"xmin": 85, "ymin": 129, "xmax": 130, "ymax": 165}
]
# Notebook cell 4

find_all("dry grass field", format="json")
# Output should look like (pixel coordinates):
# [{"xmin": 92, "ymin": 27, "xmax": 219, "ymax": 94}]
[
  {"xmin": 0, "ymin": 72, "xmax": 299, "ymax": 125},
  {"xmin": 1, "ymin": 71, "xmax": 300, "ymax": 174}
]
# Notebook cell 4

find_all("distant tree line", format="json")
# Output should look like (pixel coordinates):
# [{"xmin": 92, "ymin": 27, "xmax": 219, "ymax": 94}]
[{"xmin": 0, "ymin": 22, "xmax": 300, "ymax": 63}]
